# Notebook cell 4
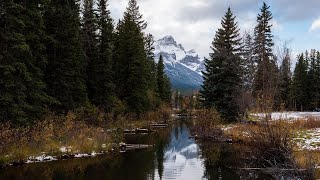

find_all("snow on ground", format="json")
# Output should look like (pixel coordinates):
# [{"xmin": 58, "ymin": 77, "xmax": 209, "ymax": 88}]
[
  {"xmin": 221, "ymin": 112, "xmax": 320, "ymax": 151},
  {"xmin": 220, "ymin": 125, "xmax": 236, "ymax": 131},
  {"xmin": 26, "ymin": 155, "xmax": 57, "ymax": 163},
  {"xmin": 294, "ymin": 128, "xmax": 320, "ymax": 150},
  {"xmin": 60, "ymin": 146, "xmax": 73, "ymax": 153},
  {"xmin": 251, "ymin": 112, "xmax": 320, "ymax": 120},
  {"xmin": 25, "ymin": 150, "xmax": 102, "ymax": 164}
]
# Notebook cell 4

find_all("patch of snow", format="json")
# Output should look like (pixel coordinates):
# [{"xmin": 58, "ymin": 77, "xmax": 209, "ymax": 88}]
[
  {"xmin": 60, "ymin": 146, "xmax": 67, "ymax": 153},
  {"xmin": 27, "ymin": 155, "xmax": 57, "ymax": 163},
  {"xmin": 60, "ymin": 146, "xmax": 72, "ymax": 153},
  {"xmin": 91, "ymin": 151, "xmax": 97, "ymax": 157},
  {"xmin": 74, "ymin": 151, "xmax": 102, "ymax": 158},
  {"xmin": 252, "ymin": 112, "xmax": 320, "ymax": 121},
  {"xmin": 74, "ymin": 153, "xmax": 90, "ymax": 158},
  {"xmin": 294, "ymin": 128, "xmax": 320, "ymax": 150},
  {"xmin": 186, "ymin": 49, "xmax": 197, "ymax": 57},
  {"xmin": 221, "ymin": 125, "xmax": 236, "ymax": 131}
]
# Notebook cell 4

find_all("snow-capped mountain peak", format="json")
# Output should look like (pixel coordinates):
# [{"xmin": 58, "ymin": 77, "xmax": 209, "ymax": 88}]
[
  {"xmin": 154, "ymin": 35, "xmax": 204, "ymax": 73},
  {"xmin": 154, "ymin": 36, "xmax": 205, "ymax": 91},
  {"xmin": 158, "ymin": 35, "xmax": 177, "ymax": 46}
]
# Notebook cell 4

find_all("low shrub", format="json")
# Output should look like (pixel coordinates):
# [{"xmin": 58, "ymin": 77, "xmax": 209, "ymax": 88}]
[
  {"xmin": 249, "ymin": 121, "xmax": 294, "ymax": 168},
  {"xmin": 191, "ymin": 109, "xmax": 223, "ymax": 136}
]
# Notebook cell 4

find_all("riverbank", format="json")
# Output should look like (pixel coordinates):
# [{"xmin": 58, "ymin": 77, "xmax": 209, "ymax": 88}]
[
  {"xmin": 224, "ymin": 117, "xmax": 320, "ymax": 178},
  {"xmin": 0, "ymin": 106, "xmax": 172, "ymax": 168},
  {"xmin": 2, "ymin": 109, "xmax": 320, "ymax": 179},
  {"xmin": 190, "ymin": 110, "xmax": 320, "ymax": 179}
]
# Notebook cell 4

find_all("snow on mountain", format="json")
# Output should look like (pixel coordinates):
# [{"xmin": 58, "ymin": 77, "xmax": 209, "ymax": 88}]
[
  {"xmin": 154, "ymin": 36, "xmax": 204, "ymax": 91},
  {"xmin": 155, "ymin": 36, "xmax": 204, "ymax": 74}
]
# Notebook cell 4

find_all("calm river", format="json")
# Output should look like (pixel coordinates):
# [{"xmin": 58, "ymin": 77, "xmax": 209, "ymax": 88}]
[{"xmin": 0, "ymin": 120, "xmax": 272, "ymax": 180}]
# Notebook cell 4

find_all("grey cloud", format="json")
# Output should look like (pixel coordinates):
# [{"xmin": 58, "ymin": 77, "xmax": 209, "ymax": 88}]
[
  {"xmin": 108, "ymin": 0, "xmax": 318, "ymax": 58},
  {"xmin": 270, "ymin": 0, "xmax": 320, "ymax": 21},
  {"xmin": 175, "ymin": 0, "xmax": 259, "ymax": 22}
]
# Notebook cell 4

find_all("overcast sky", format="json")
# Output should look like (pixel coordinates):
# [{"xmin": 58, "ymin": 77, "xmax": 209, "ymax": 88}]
[{"xmin": 108, "ymin": 0, "xmax": 320, "ymax": 60}]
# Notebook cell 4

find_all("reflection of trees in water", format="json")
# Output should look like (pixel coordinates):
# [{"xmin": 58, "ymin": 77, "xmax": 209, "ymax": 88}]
[
  {"xmin": 200, "ymin": 142, "xmax": 239, "ymax": 167},
  {"xmin": 0, "ymin": 140, "xmax": 165, "ymax": 180},
  {"xmin": 200, "ymin": 142, "xmax": 274, "ymax": 180},
  {"xmin": 154, "ymin": 128, "xmax": 171, "ymax": 180},
  {"xmin": 156, "ymin": 136, "xmax": 165, "ymax": 179},
  {"xmin": 0, "ymin": 155, "xmax": 124, "ymax": 179},
  {"xmin": 200, "ymin": 143, "xmax": 244, "ymax": 180}
]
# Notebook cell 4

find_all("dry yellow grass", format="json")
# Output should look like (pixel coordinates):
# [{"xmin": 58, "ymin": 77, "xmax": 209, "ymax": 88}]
[
  {"xmin": 291, "ymin": 118, "xmax": 320, "ymax": 130},
  {"xmin": 0, "ymin": 107, "xmax": 172, "ymax": 165},
  {"xmin": 224, "ymin": 119, "xmax": 319, "ymax": 178}
]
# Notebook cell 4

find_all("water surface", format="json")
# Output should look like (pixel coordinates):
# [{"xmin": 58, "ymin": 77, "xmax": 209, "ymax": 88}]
[{"xmin": 0, "ymin": 120, "xmax": 271, "ymax": 180}]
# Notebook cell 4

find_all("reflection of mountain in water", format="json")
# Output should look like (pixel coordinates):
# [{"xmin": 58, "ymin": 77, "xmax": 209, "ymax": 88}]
[{"xmin": 154, "ymin": 124, "xmax": 205, "ymax": 180}]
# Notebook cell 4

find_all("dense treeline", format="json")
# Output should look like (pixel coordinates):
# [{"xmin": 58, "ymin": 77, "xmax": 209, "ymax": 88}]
[
  {"xmin": 200, "ymin": 2, "xmax": 320, "ymax": 122},
  {"xmin": 292, "ymin": 50, "xmax": 320, "ymax": 111},
  {"xmin": 0, "ymin": 0, "xmax": 171, "ymax": 125}
]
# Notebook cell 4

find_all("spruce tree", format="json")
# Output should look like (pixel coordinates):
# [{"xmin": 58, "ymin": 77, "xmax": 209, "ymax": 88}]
[
  {"xmin": 144, "ymin": 34, "xmax": 160, "ymax": 108},
  {"xmin": 145, "ymin": 34, "xmax": 158, "ymax": 91},
  {"xmin": 241, "ymin": 32, "xmax": 256, "ymax": 92},
  {"xmin": 125, "ymin": 0, "xmax": 147, "ymax": 31},
  {"xmin": 82, "ymin": 0, "xmax": 100, "ymax": 106},
  {"xmin": 21, "ymin": 1, "xmax": 53, "ymax": 120},
  {"xmin": 306, "ymin": 50, "xmax": 319, "ymax": 109},
  {"xmin": 0, "ymin": 1, "xmax": 31, "ymax": 124},
  {"xmin": 253, "ymin": 2, "xmax": 278, "ymax": 109},
  {"xmin": 91, "ymin": 0, "xmax": 116, "ymax": 111},
  {"xmin": 0, "ymin": 1, "xmax": 50, "ymax": 125},
  {"xmin": 44, "ymin": 0, "xmax": 88, "ymax": 112},
  {"xmin": 277, "ymin": 49, "xmax": 292, "ymax": 109},
  {"xmin": 114, "ymin": 0, "xmax": 150, "ymax": 116},
  {"xmin": 292, "ymin": 54, "xmax": 309, "ymax": 111},
  {"xmin": 157, "ymin": 55, "xmax": 171, "ymax": 103},
  {"xmin": 315, "ymin": 51, "xmax": 320, "ymax": 108},
  {"xmin": 200, "ymin": 8, "xmax": 242, "ymax": 122}
]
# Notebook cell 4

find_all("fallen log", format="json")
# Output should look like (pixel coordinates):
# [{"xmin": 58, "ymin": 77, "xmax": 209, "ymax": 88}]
[
  {"xmin": 238, "ymin": 167, "xmax": 306, "ymax": 173},
  {"xmin": 119, "ymin": 142, "xmax": 154, "ymax": 152},
  {"xmin": 124, "ymin": 128, "xmax": 155, "ymax": 134},
  {"xmin": 190, "ymin": 135, "xmax": 233, "ymax": 143},
  {"xmin": 150, "ymin": 123, "xmax": 168, "ymax": 128}
]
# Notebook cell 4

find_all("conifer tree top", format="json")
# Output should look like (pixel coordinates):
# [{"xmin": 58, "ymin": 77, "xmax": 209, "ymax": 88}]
[
  {"xmin": 253, "ymin": 2, "xmax": 274, "ymax": 63},
  {"xmin": 212, "ymin": 7, "xmax": 241, "ymax": 55},
  {"xmin": 124, "ymin": 0, "xmax": 147, "ymax": 30}
]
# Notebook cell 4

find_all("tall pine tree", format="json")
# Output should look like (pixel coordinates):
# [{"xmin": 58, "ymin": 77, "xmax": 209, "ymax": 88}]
[
  {"xmin": 200, "ymin": 8, "xmax": 242, "ymax": 122},
  {"xmin": 44, "ymin": 0, "xmax": 88, "ymax": 113},
  {"xmin": 307, "ymin": 49, "xmax": 319, "ymax": 109},
  {"xmin": 114, "ymin": 0, "xmax": 150, "ymax": 116},
  {"xmin": 292, "ymin": 54, "xmax": 308, "ymax": 111},
  {"xmin": 253, "ymin": 2, "xmax": 278, "ymax": 110},
  {"xmin": 315, "ymin": 51, "xmax": 320, "ymax": 108},
  {"xmin": 241, "ymin": 32, "xmax": 256, "ymax": 92},
  {"xmin": 90, "ymin": 0, "xmax": 117, "ymax": 111},
  {"xmin": 0, "ymin": 1, "xmax": 50, "ymax": 125},
  {"xmin": 157, "ymin": 55, "xmax": 171, "ymax": 103},
  {"xmin": 277, "ymin": 48, "xmax": 292, "ymax": 109},
  {"xmin": 145, "ymin": 34, "xmax": 157, "ymax": 91},
  {"xmin": 144, "ymin": 34, "xmax": 159, "ymax": 108},
  {"xmin": 82, "ymin": 0, "xmax": 100, "ymax": 106}
]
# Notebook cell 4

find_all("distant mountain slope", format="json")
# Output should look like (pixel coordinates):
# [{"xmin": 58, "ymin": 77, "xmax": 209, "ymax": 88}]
[{"xmin": 154, "ymin": 36, "xmax": 204, "ymax": 92}]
